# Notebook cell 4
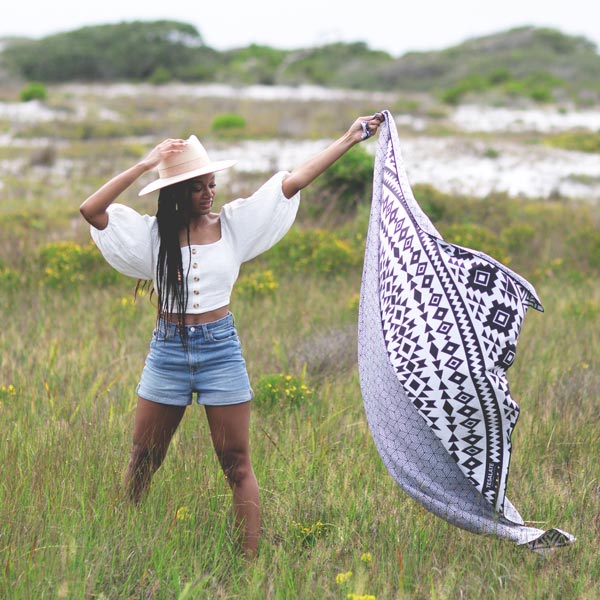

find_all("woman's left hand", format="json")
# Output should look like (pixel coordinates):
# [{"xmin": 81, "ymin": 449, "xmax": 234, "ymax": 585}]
[
  {"xmin": 349, "ymin": 112, "xmax": 386, "ymax": 143},
  {"xmin": 282, "ymin": 111, "xmax": 386, "ymax": 198}
]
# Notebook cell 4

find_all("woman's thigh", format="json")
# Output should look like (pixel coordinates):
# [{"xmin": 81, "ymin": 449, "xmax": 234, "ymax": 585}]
[
  {"xmin": 132, "ymin": 397, "xmax": 187, "ymax": 449},
  {"xmin": 204, "ymin": 401, "xmax": 252, "ymax": 457}
]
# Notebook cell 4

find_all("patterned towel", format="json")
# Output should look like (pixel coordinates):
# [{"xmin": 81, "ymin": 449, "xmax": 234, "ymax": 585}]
[{"xmin": 357, "ymin": 110, "xmax": 574, "ymax": 551}]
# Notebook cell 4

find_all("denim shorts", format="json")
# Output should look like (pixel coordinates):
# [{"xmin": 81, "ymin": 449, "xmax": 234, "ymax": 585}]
[{"xmin": 136, "ymin": 313, "xmax": 253, "ymax": 406}]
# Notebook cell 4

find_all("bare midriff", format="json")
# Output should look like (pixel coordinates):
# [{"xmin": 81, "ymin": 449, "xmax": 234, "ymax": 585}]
[{"xmin": 164, "ymin": 305, "xmax": 230, "ymax": 325}]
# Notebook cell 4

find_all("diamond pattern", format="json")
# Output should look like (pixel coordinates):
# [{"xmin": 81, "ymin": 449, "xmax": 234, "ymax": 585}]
[{"xmin": 357, "ymin": 110, "xmax": 573, "ymax": 550}]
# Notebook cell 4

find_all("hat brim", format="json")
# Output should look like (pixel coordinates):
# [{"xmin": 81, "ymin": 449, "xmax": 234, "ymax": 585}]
[{"xmin": 138, "ymin": 160, "xmax": 238, "ymax": 196}]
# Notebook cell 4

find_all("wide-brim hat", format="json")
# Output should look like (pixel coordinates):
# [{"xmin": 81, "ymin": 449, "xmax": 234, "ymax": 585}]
[{"xmin": 138, "ymin": 135, "xmax": 237, "ymax": 196}]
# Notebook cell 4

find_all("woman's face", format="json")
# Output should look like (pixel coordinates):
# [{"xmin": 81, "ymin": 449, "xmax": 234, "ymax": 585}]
[{"xmin": 189, "ymin": 173, "xmax": 217, "ymax": 215}]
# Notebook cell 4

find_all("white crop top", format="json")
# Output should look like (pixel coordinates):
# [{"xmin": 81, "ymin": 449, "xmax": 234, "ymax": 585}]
[{"xmin": 90, "ymin": 171, "xmax": 300, "ymax": 313}]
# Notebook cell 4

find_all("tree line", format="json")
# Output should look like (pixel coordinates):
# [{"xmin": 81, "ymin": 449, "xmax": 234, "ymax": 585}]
[{"xmin": 2, "ymin": 21, "xmax": 599, "ymax": 103}]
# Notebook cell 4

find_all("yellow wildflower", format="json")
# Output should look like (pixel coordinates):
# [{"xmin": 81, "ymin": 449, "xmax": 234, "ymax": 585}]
[
  {"xmin": 336, "ymin": 571, "xmax": 353, "ymax": 585},
  {"xmin": 175, "ymin": 506, "xmax": 191, "ymax": 521}
]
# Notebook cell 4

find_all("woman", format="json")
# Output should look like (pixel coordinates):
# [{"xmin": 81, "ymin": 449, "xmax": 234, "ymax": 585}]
[{"xmin": 80, "ymin": 112, "xmax": 384, "ymax": 556}]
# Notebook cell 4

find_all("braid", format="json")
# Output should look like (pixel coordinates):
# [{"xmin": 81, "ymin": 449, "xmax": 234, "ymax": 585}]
[{"xmin": 155, "ymin": 180, "xmax": 193, "ymax": 342}]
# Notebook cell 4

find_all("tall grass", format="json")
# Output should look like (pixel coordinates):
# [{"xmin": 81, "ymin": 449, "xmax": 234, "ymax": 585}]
[
  {"xmin": 1, "ymin": 90, "xmax": 599, "ymax": 599},
  {"xmin": 2, "ymin": 231, "xmax": 599, "ymax": 600}
]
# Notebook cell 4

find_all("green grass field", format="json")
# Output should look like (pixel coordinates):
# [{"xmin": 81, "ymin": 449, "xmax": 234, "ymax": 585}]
[{"xmin": 1, "ymin": 87, "xmax": 599, "ymax": 599}]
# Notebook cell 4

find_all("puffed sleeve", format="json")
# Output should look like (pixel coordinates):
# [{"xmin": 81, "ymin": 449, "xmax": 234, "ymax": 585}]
[
  {"xmin": 221, "ymin": 171, "xmax": 300, "ymax": 262},
  {"xmin": 89, "ymin": 203, "xmax": 158, "ymax": 280}
]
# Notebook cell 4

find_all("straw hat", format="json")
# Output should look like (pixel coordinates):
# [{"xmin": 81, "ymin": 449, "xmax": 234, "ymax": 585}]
[{"xmin": 138, "ymin": 135, "xmax": 237, "ymax": 196}]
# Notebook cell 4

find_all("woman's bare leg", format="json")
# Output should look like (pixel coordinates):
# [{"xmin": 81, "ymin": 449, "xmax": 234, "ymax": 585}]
[
  {"xmin": 125, "ymin": 397, "xmax": 186, "ymax": 503},
  {"xmin": 205, "ymin": 401, "xmax": 260, "ymax": 557}
]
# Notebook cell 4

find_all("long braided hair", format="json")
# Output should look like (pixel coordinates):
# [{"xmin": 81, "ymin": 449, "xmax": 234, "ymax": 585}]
[{"xmin": 153, "ymin": 179, "xmax": 194, "ymax": 340}]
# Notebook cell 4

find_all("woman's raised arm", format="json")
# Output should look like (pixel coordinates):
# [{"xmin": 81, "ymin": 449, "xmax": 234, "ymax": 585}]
[
  {"xmin": 79, "ymin": 138, "xmax": 187, "ymax": 229},
  {"xmin": 281, "ymin": 113, "xmax": 384, "ymax": 199}
]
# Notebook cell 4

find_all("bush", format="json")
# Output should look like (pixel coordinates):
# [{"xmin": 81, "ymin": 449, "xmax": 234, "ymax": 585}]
[
  {"xmin": 504, "ymin": 72, "xmax": 563, "ymax": 103},
  {"xmin": 235, "ymin": 269, "xmax": 278, "ymax": 300},
  {"xmin": 290, "ymin": 519, "xmax": 331, "ymax": 547},
  {"xmin": 309, "ymin": 236, "xmax": 359, "ymax": 275},
  {"xmin": 0, "ymin": 265, "xmax": 21, "ymax": 290},
  {"xmin": 440, "ymin": 74, "xmax": 489, "ymax": 105},
  {"xmin": 149, "ymin": 66, "xmax": 172, "ymax": 85},
  {"xmin": 501, "ymin": 224, "xmax": 536, "ymax": 253},
  {"xmin": 211, "ymin": 113, "xmax": 246, "ymax": 134},
  {"xmin": 39, "ymin": 241, "xmax": 121, "ymax": 288},
  {"xmin": 263, "ymin": 228, "xmax": 362, "ymax": 276},
  {"xmin": 3, "ymin": 21, "xmax": 211, "ymax": 82},
  {"xmin": 312, "ymin": 145, "xmax": 374, "ymax": 213},
  {"xmin": 412, "ymin": 184, "xmax": 452, "ymax": 223},
  {"xmin": 222, "ymin": 44, "xmax": 287, "ymax": 85},
  {"xmin": 253, "ymin": 373, "xmax": 312, "ymax": 409},
  {"xmin": 440, "ymin": 223, "xmax": 510, "ymax": 265},
  {"xmin": 566, "ymin": 227, "xmax": 600, "ymax": 271},
  {"xmin": 20, "ymin": 82, "xmax": 47, "ymax": 102},
  {"xmin": 544, "ymin": 131, "xmax": 600, "ymax": 153}
]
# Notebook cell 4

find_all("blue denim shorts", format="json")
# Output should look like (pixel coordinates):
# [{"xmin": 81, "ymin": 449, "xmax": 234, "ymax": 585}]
[{"xmin": 136, "ymin": 313, "xmax": 253, "ymax": 406}]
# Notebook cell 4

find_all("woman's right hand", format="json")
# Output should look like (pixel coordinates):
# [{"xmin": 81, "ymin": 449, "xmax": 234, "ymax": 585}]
[
  {"xmin": 139, "ymin": 138, "xmax": 187, "ymax": 171},
  {"xmin": 80, "ymin": 138, "xmax": 186, "ymax": 229}
]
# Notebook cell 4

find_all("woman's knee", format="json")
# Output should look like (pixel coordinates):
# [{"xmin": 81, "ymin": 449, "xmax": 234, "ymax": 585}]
[
  {"xmin": 129, "ymin": 441, "xmax": 166, "ymax": 471},
  {"xmin": 217, "ymin": 449, "xmax": 253, "ymax": 486}
]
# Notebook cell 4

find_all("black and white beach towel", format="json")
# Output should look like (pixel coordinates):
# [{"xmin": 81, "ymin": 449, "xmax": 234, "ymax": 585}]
[{"xmin": 357, "ymin": 110, "xmax": 574, "ymax": 552}]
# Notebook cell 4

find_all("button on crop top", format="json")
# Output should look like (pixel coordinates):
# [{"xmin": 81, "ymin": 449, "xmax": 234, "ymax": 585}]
[{"xmin": 90, "ymin": 171, "xmax": 300, "ymax": 313}]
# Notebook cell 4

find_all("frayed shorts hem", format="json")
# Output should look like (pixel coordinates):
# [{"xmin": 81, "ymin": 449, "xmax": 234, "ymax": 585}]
[{"xmin": 136, "ymin": 386, "xmax": 254, "ymax": 407}]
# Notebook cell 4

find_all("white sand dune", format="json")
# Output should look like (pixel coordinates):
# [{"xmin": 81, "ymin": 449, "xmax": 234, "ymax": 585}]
[{"xmin": 1, "ymin": 85, "xmax": 599, "ymax": 202}]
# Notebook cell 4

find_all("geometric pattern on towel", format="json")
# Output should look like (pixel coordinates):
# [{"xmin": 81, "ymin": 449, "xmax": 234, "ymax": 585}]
[{"xmin": 358, "ymin": 110, "xmax": 574, "ymax": 549}]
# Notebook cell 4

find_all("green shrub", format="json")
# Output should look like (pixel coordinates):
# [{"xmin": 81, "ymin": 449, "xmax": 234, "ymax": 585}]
[
  {"xmin": 440, "ymin": 86, "xmax": 464, "ymax": 106},
  {"xmin": 222, "ymin": 44, "xmax": 287, "ymax": 85},
  {"xmin": 566, "ymin": 227, "xmax": 600, "ymax": 271},
  {"xmin": 3, "ymin": 21, "xmax": 210, "ymax": 82},
  {"xmin": 440, "ymin": 70, "xmax": 565, "ymax": 105},
  {"xmin": 290, "ymin": 519, "xmax": 331, "ymax": 547},
  {"xmin": 488, "ymin": 68, "xmax": 511, "ymax": 85},
  {"xmin": 312, "ymin": 145, "xmax": 373, "ymax": 213},
  {"xmin": 263, "ymin": 228, "xmax": 362, "ymax": 276},
  {"xmin": 393, "ymin": 97, "xmax": 420, "ymax": 113},
  {"xmin": 544, "ymin": 131, "xmax": 600, "ymax": 153},
  {"xmin": 253, "ymin": 372, "xmax": 312, "ymax": 409},
  {"xmin": 20, "ymin": 82, "xmax": 47, "ymax": 102},
  {"xmin": 483, "ymin": 147, "xmax": 500, "ymax": 159},
  {"xmin": 149, "ymin": 66, "xmax": 172, "ymax": 85},
  {"xmin": 235, "ymin": 269, "xmax": 279, "ymax": 300},
  {"xmin": 440, "ymin": 74, "xmax": 490, "ymax": 105},
  {"xmin": 309, "ymin": 236, "xmax": 359, "ymax": 275},
  {"xmin": 0, "ymin": 265, "xmax": 21, "ymax": 290},
  {"xmin": 440, "ymin": 223, "xmax": 510, "ymax": 265},
  {"xmin": 211, "ymin": 113, "xmax": 246, "ymax": 133},
  {"xmin": 263, "ymin": 228, "xmax": 322, "ymax": 272},
  {"xmin": 347, "ymin": 293, "xmax": 360, "ymax": 314},
  {"xmin": 412, "ymin": 184, "xmax": 451, "ymax": 223},
  {"xmin": 39, "ymin": 241, "xmax": 121, "ymax": 288},
  {"xmin": 501, "ymin": 224, "xmax": 536, "ymax": 253},
  {"xmin": 504, "ymin": 72, "xmax": 563, "ymax": 103},
  {"xmin": 0, "ymin": 384, "xmax": 19, "ymax": 402}
]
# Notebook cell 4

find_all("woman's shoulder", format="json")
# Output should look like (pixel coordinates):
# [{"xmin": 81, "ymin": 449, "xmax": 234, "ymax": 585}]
[
  {"xmin": 221, "ymin": 172, "xmax": 293, "ymax": 218},
  {"xmin": 106, "ymin": 202, "xmax": 156, "ymax": 222},
  {"xmin": 99, "ymin": 203, "xmax": 159, "ymax": 237},
  {"xmin": 89, "ymin": 204, "xmax": 158, "ymax": 280},
  {"xmin": 219, "ymin": 172, "xmax": 299, "ymax": 261},
  {"xmin": 91, "ymin": 203, "xmax": 159, "ymax": 251}
]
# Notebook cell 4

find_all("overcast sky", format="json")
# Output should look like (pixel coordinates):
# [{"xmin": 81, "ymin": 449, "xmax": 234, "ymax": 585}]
[{"xmin": 2, "ymin": 0, "xmax": 599, "ymax": 57}]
